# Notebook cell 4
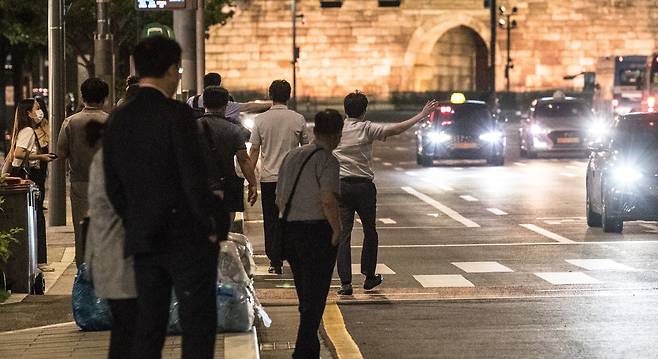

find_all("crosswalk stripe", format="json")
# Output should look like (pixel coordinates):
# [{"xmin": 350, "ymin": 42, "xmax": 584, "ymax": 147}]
[
  {"xmin": 379, "ymin": 218, "xmax": 397, "ymax": 224},
  {"xmin": 402, "ymin": 187, "xmax": 480, "ymax": 228},
  {"xmin": 519, "ymin": 224, "xmax": 574, "ymax": 243},
  {"xmin": 452, "ymin": 261, "xmax": 514, "ymax": 273},
  {"xmin": 352, "ymin": 264, "xmax": 396, "ymax": 275},
  {"xmin": 565, "ymin": 259, "xmax": 636, "ymax": 271},
  {"xmin": 534, "ymin": 272, "xmax": 601, "ymax": 285},
  {"xmin": 460, "ymin": 195, "xmax": 479, "ymax": 202},
  {"xmin": 486, "ymin": 208, "xmax": 508, "ymax": 215},
  {"xmin": 413, "ymin": 274, "xmax": 475, "ymax": 288}
]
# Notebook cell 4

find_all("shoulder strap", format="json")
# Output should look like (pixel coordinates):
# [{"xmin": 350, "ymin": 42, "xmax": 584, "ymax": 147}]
[
  {"xmin": 281, "ymin": 147, "xmax": 323, "ymax": 221},
  {"xmin": 193, "ymin": 94, "xmax": 201, "ymax": 109}
]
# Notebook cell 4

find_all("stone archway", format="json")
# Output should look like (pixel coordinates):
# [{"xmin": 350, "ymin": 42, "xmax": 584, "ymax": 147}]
[{"xmin": 401, "ymin": 15, "xmax": 500, "ymax": 93}]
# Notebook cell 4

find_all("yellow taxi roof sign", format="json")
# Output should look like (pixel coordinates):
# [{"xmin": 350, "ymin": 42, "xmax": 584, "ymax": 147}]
[{"xmin": 450, "ymin": 93, "xmax": 466, "ymax": 104}]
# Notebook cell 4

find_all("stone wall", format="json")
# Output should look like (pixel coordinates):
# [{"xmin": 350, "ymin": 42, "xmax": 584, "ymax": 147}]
[{"xmin": 206, "ymin": 0, "xmax": 658, "ymax": 100}]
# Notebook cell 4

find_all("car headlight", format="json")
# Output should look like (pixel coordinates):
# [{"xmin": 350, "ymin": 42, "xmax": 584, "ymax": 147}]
[
  {"xmin": 479, "ymin": 131, "xmax": 503, "ymax": 142},
  {"xmin": 242, "ymin": 117, "xmax": 255, "ymax": 129},
  {"xmin": 531, "ymin": 124, "xmax": 545, "ymax": 135},
  {"xmin": 613, "ymin": 165, "xmax": 643, "ymax": 185},
  {"xmin": 427, "ymin": 132, "xmax": 451, "ymax": 143},
  {"xmin": 588, "ymin": 122, "xmax": 608, "ymax": 137}
]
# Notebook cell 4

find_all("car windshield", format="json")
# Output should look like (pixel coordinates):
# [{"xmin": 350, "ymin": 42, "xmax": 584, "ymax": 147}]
[
  {"xmin": 534, "ymin": 102, "xmax": 590, "ymax": 118},
  {"xmin": 614, "ymin": 118, "xmax": 658, "ymax": 152},
  {"xmin": 434, "ymin": 104, "xmax": 492, "ymax": 124}
]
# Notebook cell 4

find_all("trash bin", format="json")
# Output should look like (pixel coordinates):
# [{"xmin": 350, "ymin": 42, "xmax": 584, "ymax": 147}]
[{"xmin": 0, "ymin": 183, "xmax": 44, "ymax": 294}]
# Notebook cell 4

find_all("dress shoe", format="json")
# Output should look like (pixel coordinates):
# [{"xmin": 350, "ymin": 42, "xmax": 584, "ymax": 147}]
[
  {"xmin": 267, "ymin": 266, "xmax": 282, "ymax": 275},
  {"xmin": 363, "ymin": 274, "xmax": 383, "ymax": 290},
  {"xmin": 337, "ymin": 284, "xmax": 353, "ymax": 295}
]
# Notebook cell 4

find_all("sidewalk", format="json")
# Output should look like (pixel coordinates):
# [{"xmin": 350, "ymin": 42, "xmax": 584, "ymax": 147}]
[{"xmin": 0, "ymin": 217, "xmax": 259, "ymax": 358}]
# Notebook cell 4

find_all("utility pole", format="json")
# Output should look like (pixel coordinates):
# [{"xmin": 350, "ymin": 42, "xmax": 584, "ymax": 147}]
[
  {"xmin": 489, "ymin": 0, "xmax": 497, "ymax": 105},
  {"xmin": 95, "ymin": 0, "xmax": 115, "ymax": 106},
  {"xmin": 48, "ymin": 0, "xmax": 66, "ymax": 225},
  {"xmin": 498, "ymin": 6, "xmax": 518, "ymax": 92},
  {"xmin": 174, "ymin": 5, "xmax": 197, "ymax": 98},
  {"xmin": 196, "ymin": 0, "xmax": 205, "ymax": 91}
]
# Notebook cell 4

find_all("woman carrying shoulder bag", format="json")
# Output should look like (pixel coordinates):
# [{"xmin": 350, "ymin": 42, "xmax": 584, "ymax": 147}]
[{"xmin": 2, "ymin": 98, "xmax": 57, "ymax": 271}]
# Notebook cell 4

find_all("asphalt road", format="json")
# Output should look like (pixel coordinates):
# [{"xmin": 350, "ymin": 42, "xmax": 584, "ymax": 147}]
[{"xmin": 252, "ymin": 123, "xmax": 658, "ymax": 358}]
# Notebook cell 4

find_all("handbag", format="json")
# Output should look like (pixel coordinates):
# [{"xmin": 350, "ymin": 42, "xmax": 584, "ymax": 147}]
[{"xmin": 276, "ymin": 147, "xmax": 322, "ymax": 260}]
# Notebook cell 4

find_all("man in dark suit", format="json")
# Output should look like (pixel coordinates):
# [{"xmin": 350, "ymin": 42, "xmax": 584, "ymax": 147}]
[{"xmin": 103, "ymin": 36, "xmax": 222, "ymax": 359}]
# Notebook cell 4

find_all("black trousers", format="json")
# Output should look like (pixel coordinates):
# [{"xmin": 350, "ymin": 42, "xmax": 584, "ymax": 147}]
[
  {"xmin": 260, "ymin": 181, "xmax": 282, "ymax": 267},
  {"xmin": 284, "ymin": 220, "xmax": 337, "ymax": 359},
  {"xmin": 337, "ymin": 178, "xmax": 378, "ymax": 285},
  {"xmin": 130, "ymin": 240, "xmax": 219, "ymax": 359},
  {"xmin": 108, "ymin": 298, "xmax": 137, "ymax": 359},
  {"xmin": 11, "ymin": 165, "xmax": 47, "ymax": 263}
]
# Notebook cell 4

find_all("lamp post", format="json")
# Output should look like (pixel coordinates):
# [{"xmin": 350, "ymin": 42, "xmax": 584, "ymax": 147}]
[
  {"xmin": 498, "ymin": 5, "xmax": 518, "ymax": 93},
  {"xmin": 291, "ymin": 0, "xmax": 304, "ymax": 111}
]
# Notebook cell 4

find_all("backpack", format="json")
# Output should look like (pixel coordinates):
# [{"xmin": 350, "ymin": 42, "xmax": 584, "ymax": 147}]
[{"xmin": 191, "ymin": 95, "xmax": 205, "ymax": 119}]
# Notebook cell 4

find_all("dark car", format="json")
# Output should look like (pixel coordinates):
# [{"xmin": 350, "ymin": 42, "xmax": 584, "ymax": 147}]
[
  {"xmin": 520, "ymin": 93, "xmax": 603, "ymax": 158},
  {"xmin": 415, "ymin": 97, "xmax": 505, "ymax": 167},
  {"xmin": 586, "ymin": 112, "xmax": 658, "ymax": 232}
]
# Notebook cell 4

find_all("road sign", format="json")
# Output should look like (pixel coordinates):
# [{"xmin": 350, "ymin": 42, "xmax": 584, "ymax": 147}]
[
  {"xmin": 135, "ymin": 0, "xmax": 193, "ymax": 10},
  {"xmin": 142, "ymin": 23, "xmax": 176, "ymax": 39}
]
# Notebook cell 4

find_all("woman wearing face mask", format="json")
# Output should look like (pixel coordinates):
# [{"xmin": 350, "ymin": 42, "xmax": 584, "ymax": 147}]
[{"xmin": 2, "ymin": 98, "xmax": 57, "ymax": 271}]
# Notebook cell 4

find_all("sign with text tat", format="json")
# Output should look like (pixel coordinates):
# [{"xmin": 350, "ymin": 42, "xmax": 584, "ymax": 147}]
[{"xmin": 135, "ymin": 0, "xmax": 190, "ymax": 10}]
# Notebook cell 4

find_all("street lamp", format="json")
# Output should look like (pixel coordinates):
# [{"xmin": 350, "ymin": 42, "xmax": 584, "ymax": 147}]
[
  {"xmin": 291, "ymin": 0, "xmax": 304, "ymax": 111},
  {"xmin": 498, "ymin": 5, "xmax": 517, "ymax": 92}
]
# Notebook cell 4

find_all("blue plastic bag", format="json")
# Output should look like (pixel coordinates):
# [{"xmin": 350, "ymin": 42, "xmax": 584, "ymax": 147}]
[
  {"xmin": 72, "ymin": 263, "xmax": 112, "ymax": 331},
  {"xmin": 216, "ymin": 282, "xmax": 255, "ymax": 333}
]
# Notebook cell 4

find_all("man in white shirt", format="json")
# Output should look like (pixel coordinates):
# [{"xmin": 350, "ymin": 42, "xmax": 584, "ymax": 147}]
[
  {"xmin": 333, "ymin": 92, "xmax": 437, "ymax": 295},
  {"xmin": 186, "ymin": 72, "xmax": 271, "ymax": 119},
  {"xmin": 249, "ymin": 80, "xmax": 308, "ymax": 274}
]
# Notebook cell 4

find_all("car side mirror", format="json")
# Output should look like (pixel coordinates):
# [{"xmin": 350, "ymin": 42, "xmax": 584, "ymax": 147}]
[{"xmin": 588, "ymin": 142, "xmax": 607, "ymax": 152}]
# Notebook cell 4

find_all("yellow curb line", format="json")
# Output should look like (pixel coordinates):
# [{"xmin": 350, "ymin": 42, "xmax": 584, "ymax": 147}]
[{"xmin": 322, "ymin": 303, "xmax": 363, "ymax": 359}]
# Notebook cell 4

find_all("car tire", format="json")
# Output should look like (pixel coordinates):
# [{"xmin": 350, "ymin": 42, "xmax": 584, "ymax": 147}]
[
  {"xmin": 586, "ymin": 186, "xmax": 602, "ymax": 227},
  {"xmin": 601, "ymin": 186, "xmax": 623, "ymax": 233},
  {"xmin": 417, "ymin": 154, "xmax": 433, "ymax": 167},
  {"xmin": 526, "ymin": 149, "xmax": 537, "ymax": 159}
]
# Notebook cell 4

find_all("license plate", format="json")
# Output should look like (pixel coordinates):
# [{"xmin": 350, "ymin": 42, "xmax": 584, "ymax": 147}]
[
  {"xmin": 557, "ymin": 137, "xmax": 580, "ymax": 144},
  {"xmin": 453, "ymin": 142, "xmax": 479, "ymax": 149}
]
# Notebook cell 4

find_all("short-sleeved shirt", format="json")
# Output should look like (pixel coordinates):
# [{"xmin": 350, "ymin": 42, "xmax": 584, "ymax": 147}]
[
  {"xmin": 332, "ymin": 118, "xmax": 387, "ymax": 180},
  {"xmin": 57, "ymin": 108, "xmax": 109, "ymax": 182},
  {"xmin": 199, "ymin": 113, "xmax": 247, "ymax": 179},
  {"xmin": 12, "ymin": 127, "xmax": 40, "ymax": 168},
  {"xmin": 186, "ymin": 94, "xmax": 241, "ymax": 120},
  {"xmin": 276, "ymin": 144, "xmax": 340, "ymax": 221},
  {"xmin": 250, "ymin": 105, "xmax": 308, "ymax": 183}
]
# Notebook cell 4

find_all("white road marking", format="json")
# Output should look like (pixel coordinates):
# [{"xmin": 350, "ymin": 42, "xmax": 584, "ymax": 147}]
[
  {"xmin": 378, "ymin": 218, "xmax": 397, "ymax": 224},
  {"xmin": 394, "ymin": 147, "xmax": 407, "ymax": 152},
  {"xmin": 565, "ymin": 165, "xmax": 579, "ymax": 170},
  {"xmin": 460, "ymin": 195, "xmax": 479, "ymax": 202},
  {"xmin": 440, "ymin": 185, "xmax": 455, "ymax": 191},
  {"xmin": 394, "ymin": 167, "xmax": 404, "ymax": 171},
  {"xmin": 402, "ymin": 187, "xmax": 480, "ymax": 228},
  {"xmin": 427, "ymin": 213, "xmax": 440, "ymax": 218},
  {"xmin": 405, "ymin": 171, "xmax": 419, "ymax": 177},
  {"xmin": 534, "ymin": 272, "xmax": 602, "ymax": 285},
  {"xmin": 414, "ymin": 275, "xmax": 475, "ymax": 288},
  {"xmin": 355, "ymin": 240, "xmax": 658, "ymax": 248},
  {"xmin": 352, "ymin": 264, "xmax": 396, "ymax": 275},
  {"xmin": 373, "ymin": 157, "xmax": 382, "ymax": 161},
  {"xmin": 560, "ymin": 172, "xmax": 578, "ymax": 177},
  {"xmin": 453, "ymin": 167, "xmax": 464, "ymax": 171},
  {"xmin": 399, "ymin": 161, "xmax": 417, "ymax": 165},
  {"xmin": 452, "ymin": 262, "xmax": 514, "ymax": 273},
  {"xmin": 565, "ymin": 259, "xmax": 636, "ymax": 271},
  {"xmin": 382, "ymin": 162, "xmax": 393, "ymax": 166},
  {"xmin": 486, "ymin": 208, "xmax": 508, "ymax": 216},
  {"xmin": 520, "ymin": 224, "xmax": 574, "ymax": 243},
  {"xmin": 514, "ymin": 162, "xmax": 527, "ymax": 167}
]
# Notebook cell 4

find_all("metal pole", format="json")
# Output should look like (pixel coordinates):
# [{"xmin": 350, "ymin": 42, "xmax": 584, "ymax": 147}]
[
  {"xmin": 291, "ymin": 0, "xmax": 297, "ymax": 111},
  {"xmin": 490, "ymin": 0, "xmax": 497, "ymax": 103},
  {"xmin": 196, "ymin": 0, "xmax": 205, "ymax": 91},
  {"xmin": 48, "ymin": 0, "xmax": 66, "ymax": 225},
  {"xmin": 174, "ymin": 7, "xmax": 197, "ymax": 98},
  {"xmin": 506, "ymin": 15, "xmax": 511, "ymax": 92},
  {"xmin": 95, "ymin": 0, "xmax": 114, "ymax": 107}
]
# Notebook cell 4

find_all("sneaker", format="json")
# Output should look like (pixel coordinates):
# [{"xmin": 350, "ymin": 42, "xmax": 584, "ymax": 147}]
[
  {"xmin": 38, "ymin": 264, "xmax": 55, "ymax": 272},
  {"xmin": 363, "ymin": 274, "xmax": 383, "ymax": 290},
  {"xmin": 267, "ymin": 266, "xmax": 282, "ymax": 275},
  {"xmin": 337, "ymin": 284, "xmax": 353, "ymax": 296}
]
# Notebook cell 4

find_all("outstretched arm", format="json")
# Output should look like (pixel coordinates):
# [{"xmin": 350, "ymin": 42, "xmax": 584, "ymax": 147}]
[{"xmin": 382, "ymin": 100, "xmax": 438, "ymax": 138}]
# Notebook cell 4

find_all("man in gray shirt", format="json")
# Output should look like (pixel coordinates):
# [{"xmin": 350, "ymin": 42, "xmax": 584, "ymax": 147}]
[
  {"xmin": 249, "ymin": 79, "xmax": 308, "ymax": 274},
  {"xmin": 57, "ymin": 77, "xmax": 109, "ymax": 266},
  {"xmin": 333, "ymin": 92, "xmax": 437, "ymax": 295},
  {"xmin": 275, "ymin": 109, "xmax": 342, "ymax": 358}
]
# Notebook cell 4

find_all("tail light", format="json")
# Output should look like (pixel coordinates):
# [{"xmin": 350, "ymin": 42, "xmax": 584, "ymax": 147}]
[
  {"xmin": 612, "ymin": 99, "xmax": 619, "ymax": 107},
  {"xmin": 648, "ymin": 96, "xmax": 656, "ymax": 112}
]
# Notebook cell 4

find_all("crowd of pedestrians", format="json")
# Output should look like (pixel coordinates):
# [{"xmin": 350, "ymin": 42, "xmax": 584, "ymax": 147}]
[{"xmin": 0, "ymin": 34, "xmax": 437, "ymax": 359}]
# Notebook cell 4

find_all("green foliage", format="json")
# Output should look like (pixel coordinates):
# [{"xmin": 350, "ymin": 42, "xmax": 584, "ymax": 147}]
[{"xmin": 0, "ymin": 0, "xmax": 47, "ymax": 48}]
